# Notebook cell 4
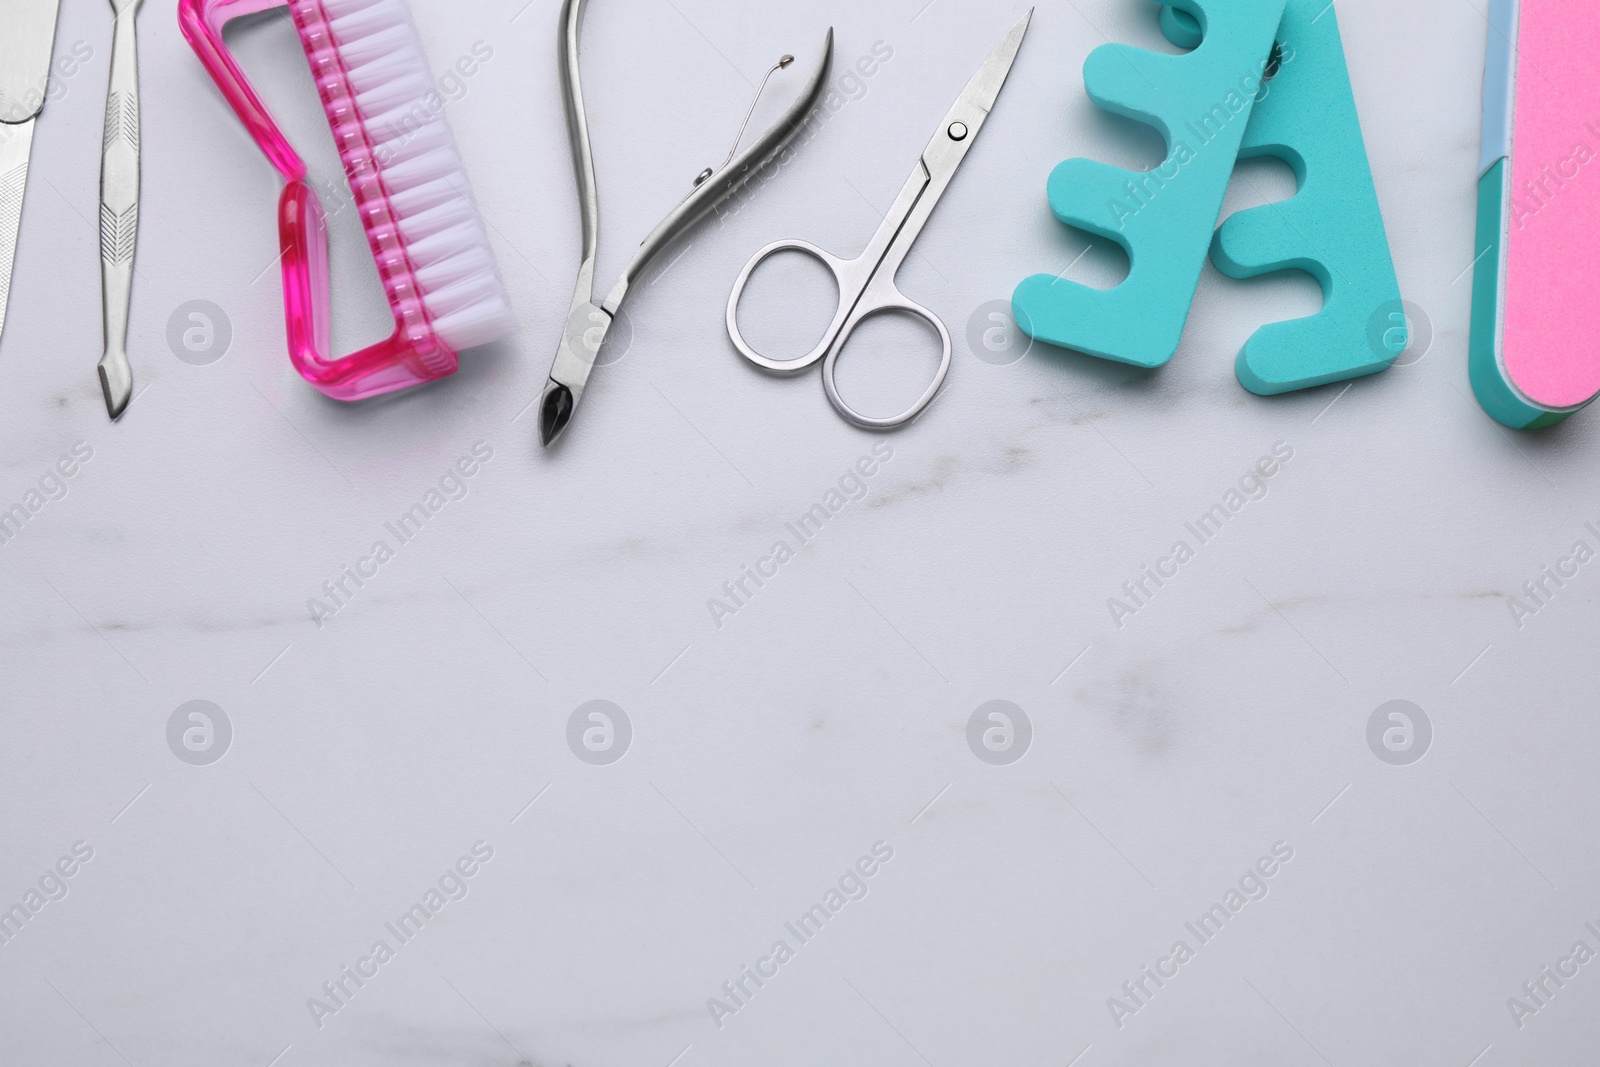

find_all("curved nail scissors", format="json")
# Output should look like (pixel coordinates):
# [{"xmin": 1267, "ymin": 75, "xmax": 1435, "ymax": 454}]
[{"xmin": 726, "ymin": 10, "xmax": 1032, "ymax": 431}]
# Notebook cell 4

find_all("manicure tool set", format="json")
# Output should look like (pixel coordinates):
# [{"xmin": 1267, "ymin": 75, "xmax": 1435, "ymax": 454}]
[{"xmin": 0, "ymin": 0, "xmax": 1592, "ymax": 438}]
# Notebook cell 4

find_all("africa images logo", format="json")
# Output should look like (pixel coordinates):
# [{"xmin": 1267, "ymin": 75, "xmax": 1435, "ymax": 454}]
[
  {"xmin": 707, "ymin": 444, "xmax": 894, "ymax": 629},
  {"xmin": 167, "ymin": 701, "xmax": 232, "ymax": 766},
  {"xmin": 705, "ymin": 842, "xmax": 894, "ymax": 1030}
]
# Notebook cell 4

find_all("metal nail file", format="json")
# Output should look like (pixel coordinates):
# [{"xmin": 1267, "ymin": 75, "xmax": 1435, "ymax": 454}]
[
  {"xmin": 98, "ymin": 0, "xmax": 142, "ymax": 420},
  {"xmin": 0, "ymin": 0, "xmax": 64, "ymax": 347}
]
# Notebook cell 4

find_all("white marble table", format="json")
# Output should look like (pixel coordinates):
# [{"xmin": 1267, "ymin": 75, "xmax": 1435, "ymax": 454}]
[{"xmin": 3, "ymin": 0, "xmax": 1596, "ymax": 1064}]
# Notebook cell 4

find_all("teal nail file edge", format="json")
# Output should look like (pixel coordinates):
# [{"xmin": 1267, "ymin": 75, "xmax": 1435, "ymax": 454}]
[
  {"xmin": 1469, "ymin": 160, "xmax": 1567, "ymax": 429},
  {"xmin": 1162, "ymin": 0, "xmax": 1404, "ymax": 394},
  {"xmin": 1013, "ymin": 0, "xmax": 1288, "ymax": 369}
]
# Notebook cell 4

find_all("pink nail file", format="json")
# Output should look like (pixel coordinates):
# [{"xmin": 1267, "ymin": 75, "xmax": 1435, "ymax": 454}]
[{"xmin": 1469, "ymin": 0, "xmax": 1600, "ymax": 428}]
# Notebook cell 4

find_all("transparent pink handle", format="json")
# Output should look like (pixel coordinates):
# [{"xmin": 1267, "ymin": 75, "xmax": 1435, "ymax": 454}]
[
  {"xmin": 279, "ymin": 181, "xmax": 456, "ymax": 400},
  {"xmin": 178, "ymin": 0, "xmax": 306, "ymax": 180}
]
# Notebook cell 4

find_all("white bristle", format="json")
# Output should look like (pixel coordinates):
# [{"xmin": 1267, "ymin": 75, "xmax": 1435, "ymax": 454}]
[
  {"xmin": 348, "ymin": 53, "xmax": 427, "ymax": 97},
  {"xmin": 324, "ymin": 0, "xmax": 378, "ymax": 16},
  {"xmin": 328, "ymin": 7, "xmax": 392, "ymax": 37},
  {"xmin": 325, "ymin": 0, "xmax": 515, "ymax": 353},
  {"xmin": 406, "ymin": 224, "xmax": 483, "ymax": 269},
  {"xmin": 332, "ymin": 24, "xmax": 398, "ymax": 51},
  {"xmin": 374, "ymin": 120, "xmax": 450, "ymax": 164},
  {"xmin": 356, "ymin": 75, "xmax": 431, "ymax": 120},
  {"xmin": 388, "ymin": 177, "xmax": 462, "ymax": 218},
  {"xmin": 416, "ymin": 246, "xmax": 492, "ymax": 289},
  {"xmin": 380, "ymin": 148, "xmax": 458, "ymax": 193},
  {"xmin": 366, "ymin": 98, "xmax": 434, "ymax": 139},
  {"xmin": 398, "ymin": 198, "xmax": 476, "ymax": 243}
]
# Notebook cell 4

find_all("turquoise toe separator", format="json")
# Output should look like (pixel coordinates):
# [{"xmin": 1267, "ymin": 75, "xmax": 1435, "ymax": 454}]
[
  {"xmin": 1161, "ymin": 6, "xmax": 1205, "ymax": 50},
  {"xmin": 1013, "ymin": 0, "xmax": 1287, "ymax": 369},
  {"xmin": 1189, "ymin": 0, "xmax": 1404, "ymax": 394}
]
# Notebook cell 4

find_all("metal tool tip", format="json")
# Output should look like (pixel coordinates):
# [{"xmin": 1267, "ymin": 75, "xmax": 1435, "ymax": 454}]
[
  {"xmin": 779, "ymin": 54, "xmax": 794, "ymax": 68},
  {"xmin": 539, "ymin": 382, "xmax": 575, "ymax": 447},
  {"xmin": 98, "ymin": 358, "xmax": 133, "ymax": 421}
]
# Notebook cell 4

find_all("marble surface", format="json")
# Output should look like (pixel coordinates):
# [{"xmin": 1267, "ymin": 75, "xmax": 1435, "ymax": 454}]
[{"xmin": 3, "ymin": 0, "xmax": 1599, "ymax": 1065}]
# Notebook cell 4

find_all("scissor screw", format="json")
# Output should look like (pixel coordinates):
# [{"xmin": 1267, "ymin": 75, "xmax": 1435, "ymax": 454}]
[{"xmin": 948, "ymin": 121, "xmax": 969, "ymax": 141}]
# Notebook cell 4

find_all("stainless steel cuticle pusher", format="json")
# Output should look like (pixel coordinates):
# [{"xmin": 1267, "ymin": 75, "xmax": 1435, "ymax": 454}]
[{"xmin": 98, "ymin": 0, "xmax": 143, "ymax": 420}]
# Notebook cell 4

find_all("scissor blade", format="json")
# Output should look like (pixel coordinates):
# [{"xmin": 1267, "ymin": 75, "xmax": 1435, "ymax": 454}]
[
  {"xmin": 914, "ymin": 8, "xmax": 1032, "ymax": 191},
  {"xmin": 540, "ymin": 296, "xmax": 612, "ymax": 446},
  {"xmin": 954, "ymin": 9, "xmax": 1032, "ymax": 119},
  {"xmin": 0, "ymin": 119, "xmax": 36, "ymax": 345}
]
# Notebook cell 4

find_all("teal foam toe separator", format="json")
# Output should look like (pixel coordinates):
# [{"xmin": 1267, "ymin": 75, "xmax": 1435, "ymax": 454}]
[
  {"xmin": 1172, "ymin": 0, "xmax": 1404, "ymax": 394},
  {"xmin": 1161, "ymin": 6, "xmax": 1204, "ymax": 50},
  {"xmin": 1013, "ymin": 0, "xmax": 1287, "ymax": 368}
]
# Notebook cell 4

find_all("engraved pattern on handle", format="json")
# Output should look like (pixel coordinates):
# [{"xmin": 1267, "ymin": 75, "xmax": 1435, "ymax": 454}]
[
  {"xmin": 103, "ymin": 90, "xmax": 140, "ymax": 154},
  {"xmin": 100, "ymin": 202, "xmax": 138, "ymax": 265},
  {"xmin": 0, "ymin": 158, "xmax": 28, "ymax": 321}
]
